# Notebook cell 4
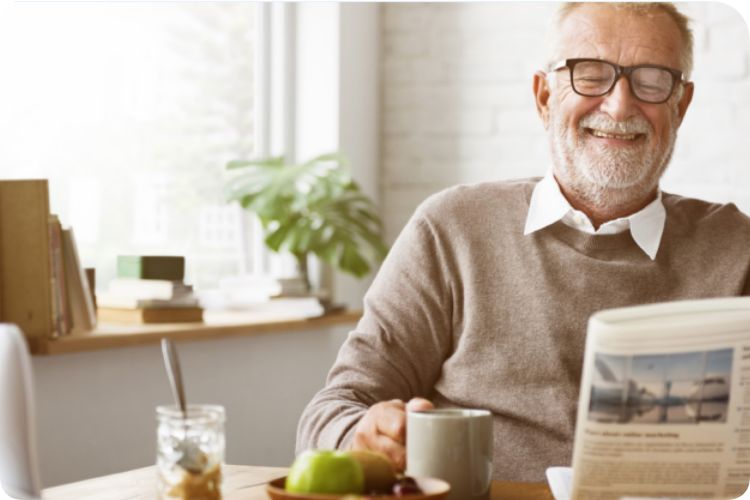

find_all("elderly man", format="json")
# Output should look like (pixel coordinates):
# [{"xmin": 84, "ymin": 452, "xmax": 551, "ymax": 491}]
[{"xmin": 297, "ymin": 2, "xmax": 750, "ymax": 482}]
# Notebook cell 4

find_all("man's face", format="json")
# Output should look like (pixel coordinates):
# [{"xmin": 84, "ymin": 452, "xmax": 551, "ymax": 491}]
[{"xmin": 537, "ymin": 5, "xmax": 694, "ymax": 209}]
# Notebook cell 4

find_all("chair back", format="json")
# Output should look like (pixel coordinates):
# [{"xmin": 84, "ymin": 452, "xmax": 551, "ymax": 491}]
[{"xmin": 0, "ymin": 324, "xmax": 42, "ymax": 499}]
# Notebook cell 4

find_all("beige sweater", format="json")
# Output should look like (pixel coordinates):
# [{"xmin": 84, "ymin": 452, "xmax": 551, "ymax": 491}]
[{"xmin": 296, "ymin": 178, "xmax": 750, "ymax": 482}]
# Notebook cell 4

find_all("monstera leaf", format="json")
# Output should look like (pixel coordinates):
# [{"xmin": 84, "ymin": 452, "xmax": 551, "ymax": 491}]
[{"xmin": 226, "ymin": 153, "xmax": 388, "ymax": 280}]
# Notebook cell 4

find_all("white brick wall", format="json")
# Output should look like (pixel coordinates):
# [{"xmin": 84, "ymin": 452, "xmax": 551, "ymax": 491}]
[{"xmin": 380, "ymin": 2, "xmax": 750, "ymax": 242}]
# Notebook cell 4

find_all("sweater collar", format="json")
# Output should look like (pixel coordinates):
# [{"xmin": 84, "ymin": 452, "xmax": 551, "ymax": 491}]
[{"xmin": 523, "ymin": 172, "xmax": 666, "ymax": 260}]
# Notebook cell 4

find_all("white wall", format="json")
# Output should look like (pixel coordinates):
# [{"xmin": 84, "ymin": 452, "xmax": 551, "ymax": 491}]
[
  {"xmin": 381, "ymin": 2, "xmax": 750, "ymax": 242},
  {"xmin": 32, "ymin": 326, "xmax": 350, "ymax": 487}
]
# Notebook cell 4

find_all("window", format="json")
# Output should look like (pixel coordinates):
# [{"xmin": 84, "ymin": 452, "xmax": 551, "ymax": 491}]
[{"xmin": 0, "ymin": 2, "xmax": 263, "ymax": 288}]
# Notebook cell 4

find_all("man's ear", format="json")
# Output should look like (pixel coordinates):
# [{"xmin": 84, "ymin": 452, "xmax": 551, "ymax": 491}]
[
  {"xmin": 533, "ymin": 71, "xmax": 552, "ymax": 129},
  {"xmin": 676, "ymin": 81, "xmax": 694, "ymax": 126}
]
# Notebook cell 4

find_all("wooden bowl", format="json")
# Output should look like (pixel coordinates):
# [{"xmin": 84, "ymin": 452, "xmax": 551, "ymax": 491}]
[{"xmin": 266, "ymin": 475, "xmax": 450, "ymax": 499}]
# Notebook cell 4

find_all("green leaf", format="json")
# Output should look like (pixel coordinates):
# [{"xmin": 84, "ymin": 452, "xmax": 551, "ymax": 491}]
[
  {"xmin": 338, "ymin": 244, "xmax": 371, "ymax": 278},
  {"xmin": 227, "ymin": 156, "xmax": 286, "ymax": 170},
  {"xmin": 301, "ymin": 152, "xmax": 347, "ymax": 168},
  {"xmin": 265, "ymin": 220, "xmax": 296, "ymax": 252}
]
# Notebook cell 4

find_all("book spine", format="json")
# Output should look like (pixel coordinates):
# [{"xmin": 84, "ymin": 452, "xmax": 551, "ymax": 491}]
[
  {"xmin": 47, "ymin": 215, "xmax": 66, "ymax": 337},
  {"xmin": 0, "ymin": 179, "xmax": 55, "ymax": 338},
  {"xmin": 85, "ymin": 268, "xmax": 97, "ymax": 310},
  {"xmin": 62, "ymin": 227, "xmax": 97, "ymax": 334},
  {"xmin": 107, "ymin": 278, "xmax": 189, "ymax": 300},
  {"xmin": 97, "ymin": 306, "xmax": 203, "ymax": 324}
]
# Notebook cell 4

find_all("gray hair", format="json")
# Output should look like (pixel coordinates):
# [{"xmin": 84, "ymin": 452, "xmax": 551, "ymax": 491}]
[{"xmin": 547, "ymin": 2, "xmax": 694, "ymax": 79}]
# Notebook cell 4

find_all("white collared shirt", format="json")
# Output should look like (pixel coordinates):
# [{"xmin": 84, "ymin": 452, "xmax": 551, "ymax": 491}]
[{"xmin": 523, "ymin": 172, "xmax": 666, "ymax": 259}]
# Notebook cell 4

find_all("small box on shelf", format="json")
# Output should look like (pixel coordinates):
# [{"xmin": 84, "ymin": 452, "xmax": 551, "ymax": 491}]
[{"xmin": 117, "ymin": 255, "xmax": 185, "ymax": 281}]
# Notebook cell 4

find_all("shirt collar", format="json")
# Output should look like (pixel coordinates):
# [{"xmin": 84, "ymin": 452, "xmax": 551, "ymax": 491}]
[{"xmin": 524, "ymin": 171, "xmax": 666, "ymax": 260}]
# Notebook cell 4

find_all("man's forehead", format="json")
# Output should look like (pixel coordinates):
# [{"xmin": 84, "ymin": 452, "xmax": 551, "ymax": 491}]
[{"xmin": 556, "ymin": 4, "xmax": 684, "ymax": 67}]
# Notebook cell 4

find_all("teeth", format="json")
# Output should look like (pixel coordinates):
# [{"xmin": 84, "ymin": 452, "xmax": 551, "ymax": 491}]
[{"xmin": 590, "ymin": 129, "xmax": 638, "ymax": 140}]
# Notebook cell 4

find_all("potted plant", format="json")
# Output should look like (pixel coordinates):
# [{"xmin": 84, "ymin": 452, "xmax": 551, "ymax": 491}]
[{"xmin": 225, "ymin": 153, "xmax": 388, "ymax": 293}]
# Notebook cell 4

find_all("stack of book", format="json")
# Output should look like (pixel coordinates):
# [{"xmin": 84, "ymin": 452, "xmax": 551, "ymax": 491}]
[{"xmin": 97, "ymin": 256, "xmax": 203, "ymax": 324}]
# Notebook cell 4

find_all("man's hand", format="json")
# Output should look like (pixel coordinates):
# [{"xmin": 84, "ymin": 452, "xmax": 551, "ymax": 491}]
[{"xmin": 350, "ymin": 397, "xmax": 434, "ymax": 471}]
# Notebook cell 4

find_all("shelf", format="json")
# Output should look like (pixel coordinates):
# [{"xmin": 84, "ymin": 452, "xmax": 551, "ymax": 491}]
[{"xmin": 29, "ymin": 310, "xmax": 361, "ymax": 356}]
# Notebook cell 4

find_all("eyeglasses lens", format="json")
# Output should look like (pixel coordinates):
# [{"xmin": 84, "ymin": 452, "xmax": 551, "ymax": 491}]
[
  {"xmin": 630, "ymin": 67, "xmax": 673, "ymax": 103},
  {"xmin": 572, "ymin": 60, "xmax": 616, "ymax": 95},
  {"xmin": 571, "ymin": 61, "xmax": 674, "ymax": 103}
]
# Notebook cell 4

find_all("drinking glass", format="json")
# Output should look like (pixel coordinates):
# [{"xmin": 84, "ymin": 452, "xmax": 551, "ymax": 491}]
[{"xmin": 156, "ymin": 404, "xmax": 225, "ymax": 500}]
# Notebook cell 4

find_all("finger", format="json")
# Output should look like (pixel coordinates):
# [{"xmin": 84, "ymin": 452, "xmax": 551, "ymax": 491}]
[
  {"xmin": 384, "ymin": 399, "xmax": 406, "ymax": 410},
  {"xmin": 351, "ymin": 426, "xmax": 373, "ymax": 451},
  {"xmin": 350, "ymin": 413, "xmax": 407, "ymax": 471},
  {"xmin": 351, "ymin": 400, "xmax": 405, "ymax": 450},
  {"xmin": 371, "ymin": 432, "xmax": 407, "ymax": 472},
  {"xmin": 406, "ymin": 397, "xmax": 434, "ymax": 412},
  {"xmin": 374, "ymin": 404, "xmax": 407, "ymax": 442}
]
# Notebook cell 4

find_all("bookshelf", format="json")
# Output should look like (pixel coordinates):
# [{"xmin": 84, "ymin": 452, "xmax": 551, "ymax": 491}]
[
  {"xmin": 0, "ymin": 179, "xmax": 56, "ymax": 350},
  {"xmin": 0, "ymin": 179, "xmax": 362, "ymax": 356},
  {"xmin": 30, "ymin": 309, "xmax": 361, "ymax": 356}
]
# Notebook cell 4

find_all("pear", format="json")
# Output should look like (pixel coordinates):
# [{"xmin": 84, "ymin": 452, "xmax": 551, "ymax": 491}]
[{"xmin": 345, "ymin": 450, "xmax": 397, "ymax": 494}]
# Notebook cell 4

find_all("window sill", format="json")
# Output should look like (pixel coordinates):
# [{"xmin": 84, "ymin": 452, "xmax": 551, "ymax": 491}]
[{"xmin": 29, "ymin": 310, "xmax": 361, "ymax": 356}]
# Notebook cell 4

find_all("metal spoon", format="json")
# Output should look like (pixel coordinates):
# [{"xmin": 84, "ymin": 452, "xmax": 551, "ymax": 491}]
[{"xmin": 161, "ymin": 338, "xmax": 207, "ymax": 474}]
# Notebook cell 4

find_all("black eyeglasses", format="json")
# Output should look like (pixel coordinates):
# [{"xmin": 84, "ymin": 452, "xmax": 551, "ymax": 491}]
[{"xmin": 549, "ymin": 58, "xmax": 686, "ymax": 104}]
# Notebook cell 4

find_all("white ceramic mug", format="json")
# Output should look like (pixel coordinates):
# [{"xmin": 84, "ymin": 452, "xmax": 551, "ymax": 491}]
[{"xmin": 406, "ymin": 408, "xmax": 493, "ymax": 500}]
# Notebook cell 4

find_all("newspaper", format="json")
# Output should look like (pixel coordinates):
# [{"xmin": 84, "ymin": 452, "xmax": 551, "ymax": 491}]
[{"xmin": 568, "ymin": 297, "xmax": 750, "ymax": 500}]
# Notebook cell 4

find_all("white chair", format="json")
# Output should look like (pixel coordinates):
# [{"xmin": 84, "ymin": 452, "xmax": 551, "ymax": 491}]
[{"xmin": 0, "ymin": 324, "xmax": 41, "ymax": 499}]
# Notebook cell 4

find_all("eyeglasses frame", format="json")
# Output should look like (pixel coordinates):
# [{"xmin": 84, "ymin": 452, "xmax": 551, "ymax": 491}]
[{"xmin": 549, "ymin": 58, "xmax": 687, "ymax": 104}]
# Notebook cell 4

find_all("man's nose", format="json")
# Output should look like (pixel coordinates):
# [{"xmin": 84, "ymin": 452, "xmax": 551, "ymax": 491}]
[{"xmin": 599, "ymin": 76, "xmax": 638, "ymax": 121}]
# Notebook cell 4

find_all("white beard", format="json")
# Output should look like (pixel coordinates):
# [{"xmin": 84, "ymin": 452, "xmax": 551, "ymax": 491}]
[{"xmin": 548, "ymin": 103, "xmax": 679, "ymax": 209}]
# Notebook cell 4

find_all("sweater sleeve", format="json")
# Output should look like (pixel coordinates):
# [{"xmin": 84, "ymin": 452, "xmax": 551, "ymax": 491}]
[{"xmin": 296, "ymin": 211, "xmax": 455, "ymax": 453}]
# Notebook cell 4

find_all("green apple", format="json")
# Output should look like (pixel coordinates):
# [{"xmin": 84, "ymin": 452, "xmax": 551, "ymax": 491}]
[{"xmin": 286, "ymin": 449, "xmax": 365, "ymax": 495}]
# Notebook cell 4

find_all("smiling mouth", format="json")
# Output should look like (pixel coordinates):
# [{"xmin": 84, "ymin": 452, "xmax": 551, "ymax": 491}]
[{"xmin": 585, "ymin": 128, "xmax": 646, "ymax": 142}]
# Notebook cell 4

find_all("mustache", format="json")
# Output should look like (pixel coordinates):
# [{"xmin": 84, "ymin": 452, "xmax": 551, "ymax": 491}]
[{"xmin": 579, "ymin": 113, "xmax": 652, "ymax": 135}]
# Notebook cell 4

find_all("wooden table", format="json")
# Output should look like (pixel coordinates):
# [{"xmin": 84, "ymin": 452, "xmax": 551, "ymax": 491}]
[{"xmin": 43, "ymin": 464, "xmax": 554, "ymax": 499}]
